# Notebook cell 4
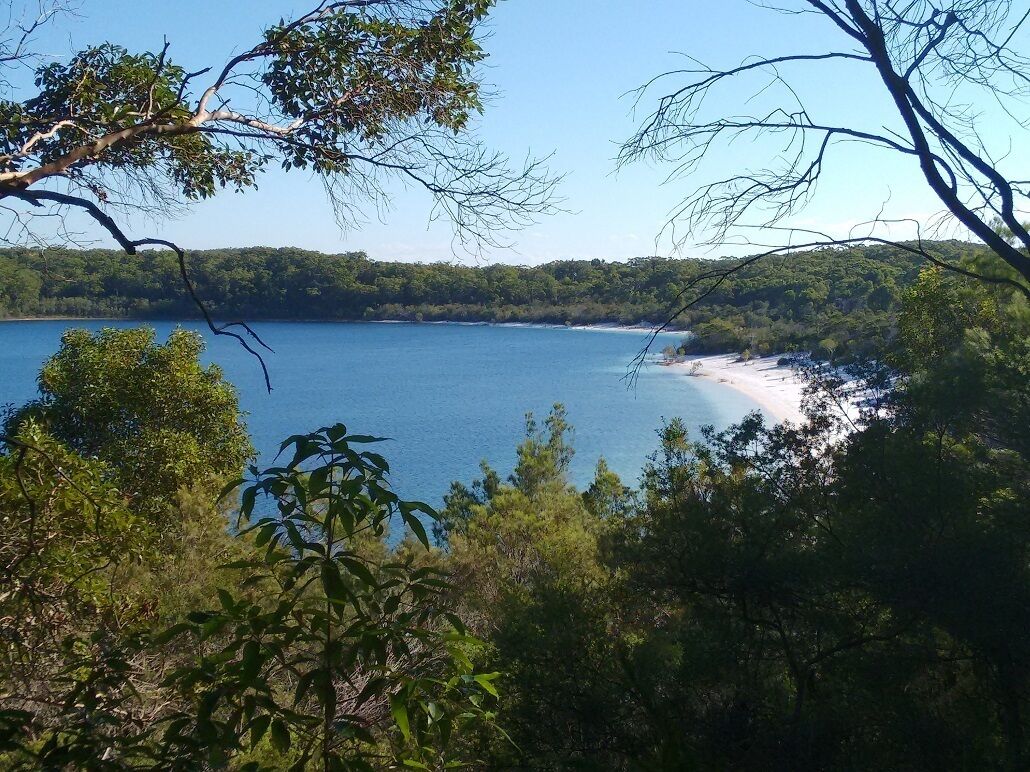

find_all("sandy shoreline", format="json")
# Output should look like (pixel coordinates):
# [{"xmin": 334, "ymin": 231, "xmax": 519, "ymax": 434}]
[
  {"xmin": 664, "ymin": 354, "xmax": 809, "ymax": 424},
  {"xmin": 0, "ymin": 316, "xmax": 684, "ymax": 335}
]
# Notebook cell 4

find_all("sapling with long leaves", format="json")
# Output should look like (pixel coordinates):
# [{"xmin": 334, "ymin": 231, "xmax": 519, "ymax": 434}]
[{"xmin": 156, "ymin": 424, "xmax": 500, "ymax": 770}]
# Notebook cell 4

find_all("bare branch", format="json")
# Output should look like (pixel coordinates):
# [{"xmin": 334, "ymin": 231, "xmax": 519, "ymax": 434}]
[
  {"xmin": 621, "ymin": 0, "xmax": 1030, "ymax": 295},
  {"xmin": 6, "ymin": 187, "xmax": 276, "ymax": 392}
]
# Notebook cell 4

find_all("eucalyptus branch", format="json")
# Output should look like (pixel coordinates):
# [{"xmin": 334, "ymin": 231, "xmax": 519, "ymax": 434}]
[{"xmin": 0, "ymin": 0, "xmax": 559, "ymax": 388}]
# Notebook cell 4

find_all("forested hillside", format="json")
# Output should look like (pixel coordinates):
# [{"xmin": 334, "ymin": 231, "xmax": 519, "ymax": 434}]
[
  {"xmin": 0, "ymin": 241, "xmax": 981, "ymax": 357},
  {"xmin": 4, "ymin": 266, "xmax": 1028, "ymax": 770},
  {"xmin": 5, "ymin": 0, "xmax": 1030, "ymax": 767}
]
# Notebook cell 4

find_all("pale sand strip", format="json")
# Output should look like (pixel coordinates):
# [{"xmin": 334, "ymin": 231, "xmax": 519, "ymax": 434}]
[{"xmin": 665, "ymin": 354, "xmax": 808, "ymax": 424}]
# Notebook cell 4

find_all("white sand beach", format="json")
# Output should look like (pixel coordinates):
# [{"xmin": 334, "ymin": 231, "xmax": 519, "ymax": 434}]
[{"xmin": 665, "ymin": 355, "xmax": 809, "ymax": 424}]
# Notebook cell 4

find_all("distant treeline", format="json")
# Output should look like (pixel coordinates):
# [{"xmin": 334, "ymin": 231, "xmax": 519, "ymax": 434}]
[{"xmin": 0, "ymin": 241, "xmax": 982, "ymax": 357}]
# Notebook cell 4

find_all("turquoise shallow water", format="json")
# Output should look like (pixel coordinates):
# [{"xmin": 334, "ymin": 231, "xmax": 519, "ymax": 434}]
[{"xmin": 0, "ymin": 321, "xmax": 765, "ymax": 504}]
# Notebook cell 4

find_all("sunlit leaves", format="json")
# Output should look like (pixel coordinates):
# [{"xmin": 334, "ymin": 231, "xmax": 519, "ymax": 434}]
[
  {"xmin": 5, "ymin": 326, "xmax": 252, "ymax": 518},
  {"xmin": 262, "ymin": 1, "xmax": 493, "ymax": 170},
  {"xmin": 16, "ymin": 43, "xmax": 259, "ymax": 199}
]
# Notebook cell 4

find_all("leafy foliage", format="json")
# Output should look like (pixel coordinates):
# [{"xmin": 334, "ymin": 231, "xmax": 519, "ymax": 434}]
[
  {"xmin": 0, "ymin": 326, "xmax": 256, "ymax": 768},
  {"xmin": 0, "ymin": 423, "xmax": 145, "ymax": 723},
  {"xmin": 0, "ymin": 0, "xmax": 555, "ymax": 256},
  {"xmin": 1, "ymin": 264, "xmax": 1028, "ymax": 770},
  {"xmin": 1, "ymin": 420, "xmax": 500, "ymax": 769},
  {"xmin": 437, "ymin": 272, "xmax": 1030, "ymax": 769},
  {"xmin": 5, "ymin": 326, "xmax": 252, "ymax": 515},
  {"xmin": 14, "ymin": 43, "xmax": 257, "ymax": 199},
  {"xmin": 438, "ymin": 406, "xmax": 634, "ymax": 766},
  {"xmin": 153, "ymin": 425, "xmax": 499, "ymax": 770}
]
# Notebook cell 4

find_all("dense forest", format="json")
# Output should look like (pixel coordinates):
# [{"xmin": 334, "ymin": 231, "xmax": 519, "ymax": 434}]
[
  {"xmin": 3, "ymin": 0, "xmax": 1030, "ymax": 767},
  {"xmin": 0, "ymin": 241, "xmax": 983, "ymax": 358},
  {"xmin": 2, "ymin": 265, "xmax": 1028, "ymax": 769}
]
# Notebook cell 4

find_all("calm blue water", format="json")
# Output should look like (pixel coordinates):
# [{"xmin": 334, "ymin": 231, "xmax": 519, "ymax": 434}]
[{"xmin": 0, "ymin": 321, "xmax": 763, "ymax": 503}]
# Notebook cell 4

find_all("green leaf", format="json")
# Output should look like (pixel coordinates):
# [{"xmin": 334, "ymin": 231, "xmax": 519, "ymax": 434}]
[
  {"xmin": 240, "ymin": 485, "xmax": 258, "ymax": 516},
  {"xmin": 199, "ymin": 615, "xmax": 228, "ymax": 641},
  {"xmin": 443, "ymin": 612, "xmax": 466, "ymax": 635},
  {"xmin": 278, "ymin": 434, "xmax": 309, "ymax": 455},
  {"xmin": 340, "ymin": 556, "xmax": 377, "ymax": 589},
  {"xmin": 254, "ymin": 522, "xmax": 277, "ymax": 548},
  {"xmin": 151, "ymin": 622, "xmax": 191, "ymax": 645},
  {"xmin": 390, "ymin": 694, "xmax": 411, "ymax": 742},
  {"xmin": 345, "ymin": 434, "xmax": 389, "ymax": 444},
  {"xmin": 321, "ymin": 562, "xmax": 353, "ymax": 608},
  {"xmin": 362, "ymin": 451, "xmax": 390, "ymax": 472},
  {"xmin": 324, "ymin": 423, "xmax": 348, "ymax": 441},
  {"xmin": 240, "ymin": 640, "xmax": 262, "ymax": 685},
  {"xmin": 473, "ymin": 672, "xmax": 500, "ymax": 697},
  {"xmin": 220, "ymin": 559, "xmax": 263, "ymax": 570},
  {"xmin": 425, "ymin": 701, "xmax": 443, "ymax": 721},
  {"xmin": 270, "ymin": 718, "xmax": 291, "ymax": 753},
  {"xmin": 284, "ymin": 520, "xmax": 306, "ymax": 552},
  {"xmin": 404, "ymin": 512, "xmax": 431, "ymax": 549},
  {"xmin": 219, "ymin": 477, "xmax": 246, "ymax": 501},
  {"xmin": 293, "ymin": 669, "xmax": 316, "ymax": 706},
  {"xmin": 438, "ymin": 715, "xmax": 452, "ymax": 748},
  {"xmin": 313, "ymin": 667, "xmax": 336, "ymax": 715},
  {"xmin": 250, "ymin": 714, "xmax": 271, "ymax": 748}
]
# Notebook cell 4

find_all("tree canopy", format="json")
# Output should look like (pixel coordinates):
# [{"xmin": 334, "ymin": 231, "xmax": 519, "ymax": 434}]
[
  {"xmin": 0, "ymin": 240, "xmax": 985, "ymax": 360},
  {"xmin": 0, "ymin": 0, "xmax": 556, "ymax": 251},
  {"xmin": 433, "ymin": 268, "xmax": 1030, "ymax": 769},
  {"xmin": 5, "ymin": 326, "xmax": 251, "ymax": 514},
  {"xmin": 0, "ymin": 0, "xmax": 558, "ymax": 384},
  {"xmin": 0, "ymin": 337, "xmax": 499, "ymax": 769},
  {"xmin": 1, "ymin": 2, "xmax": 1029, "ymax": 768}
]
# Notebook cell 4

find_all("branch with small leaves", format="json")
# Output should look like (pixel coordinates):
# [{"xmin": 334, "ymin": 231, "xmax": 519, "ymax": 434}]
[{"xmin": 0, "ymin": 0, "xmax": 559, "ymax": 386}]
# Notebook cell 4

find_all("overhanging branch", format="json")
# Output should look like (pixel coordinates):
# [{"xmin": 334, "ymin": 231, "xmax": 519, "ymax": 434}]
[{"xmin": 7, "ymin": 187, "xmax": 275, "ymax": 392}]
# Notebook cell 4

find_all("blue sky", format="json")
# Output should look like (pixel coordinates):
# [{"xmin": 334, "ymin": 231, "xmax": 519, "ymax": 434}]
[{"xmin": 22, "ymin": 1, "xmax": 1022, "ymax": 263}]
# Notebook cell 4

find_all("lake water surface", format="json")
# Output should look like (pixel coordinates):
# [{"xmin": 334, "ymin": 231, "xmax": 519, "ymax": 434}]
[{"xmin": 0, "ymin": 321, "xmax": 764, "ymax": 504}]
